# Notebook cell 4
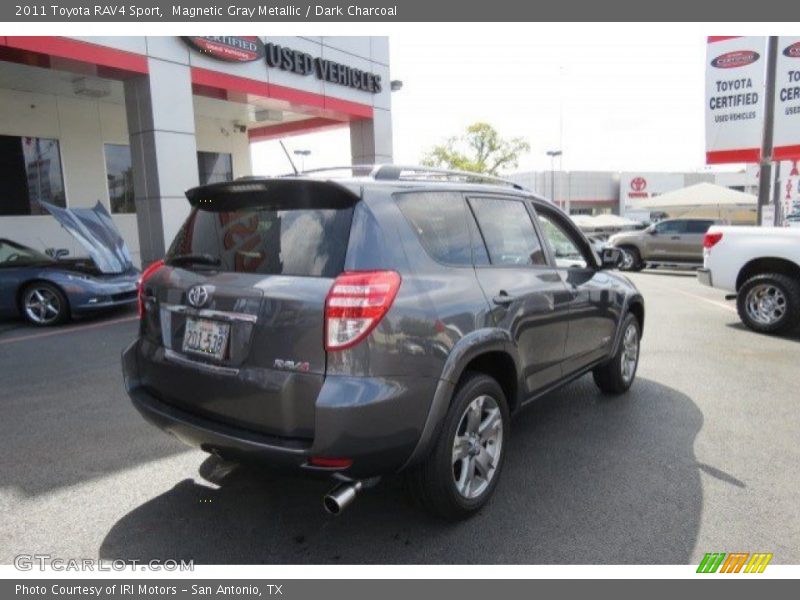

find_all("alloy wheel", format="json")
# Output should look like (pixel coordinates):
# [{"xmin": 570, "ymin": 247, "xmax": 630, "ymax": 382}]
[
  {"xmin": 620, "ymin": 322, "xmax": 639, "ymax": 384},
  {"xmin": 24, "ymin": 287, "xmax": 62, "ymax": 325},
  {"xmin": 451, "ymin": 394, "xmax": 504, "ymax": 499},
  {"xmin": 619, "ymin": 249, "xmax": 634, "ymax": 270},
  {"xmin": 745, "ymin": 284, "xmax": 786, "ymax": 326}
]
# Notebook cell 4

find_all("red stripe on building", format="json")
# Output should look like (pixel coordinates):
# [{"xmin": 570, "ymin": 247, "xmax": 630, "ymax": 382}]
[
  {"xmin": 706, "ymin": 148, "xmax": 761, "ymax": 164},
  {"xmin": 708, "ymin": 36, "xmax": 741, "ymax": 43},
  {"xmin": 190, "ymin": 67, "xmax": 373, "ymax": 123},
  {"xmin": 3, "ymin": 36, "xmax": 147, "ymax": 76},
  {"xmin": 191, "ymin": 66, "xmax": 268, "ymax": 98},
  {"xmin": 773, "ymin": 145, "xmax": 800, "ymax": 161},
  {"xmin": 248, "ymin": 117, "xmax": 348, "ymax": 142}
]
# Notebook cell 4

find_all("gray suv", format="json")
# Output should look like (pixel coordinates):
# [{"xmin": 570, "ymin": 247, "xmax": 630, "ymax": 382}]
[
  {"xmin": 608, "ymin": 218, "xmax": 719, "ymax": 271},
  {"xmin": 122, "ymin": 166, "xmax": 645, "ymax": 520}
]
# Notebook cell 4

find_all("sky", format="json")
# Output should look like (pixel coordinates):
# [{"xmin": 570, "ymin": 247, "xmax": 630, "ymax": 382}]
[{"xmin": 251, "ymin": 30, "xmax": 723, "ymax": 176}]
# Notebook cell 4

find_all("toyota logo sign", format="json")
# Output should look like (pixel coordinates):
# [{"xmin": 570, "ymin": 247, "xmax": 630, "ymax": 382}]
[
  {"xmin": 187, "ymin": 285, "xmax": 210, "ymax": 308},
  {"xmin": 630, "ymin": 177, "xmax": 647, "ymax": 192}
]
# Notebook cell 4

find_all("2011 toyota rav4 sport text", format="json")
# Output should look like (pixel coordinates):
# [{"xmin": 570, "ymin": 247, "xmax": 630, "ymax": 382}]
[{"xmin": 122, "ymin": 165, "xmax": 645, "ymax": 520}]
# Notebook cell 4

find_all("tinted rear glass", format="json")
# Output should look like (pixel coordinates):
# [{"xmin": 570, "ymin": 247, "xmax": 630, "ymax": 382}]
[
  {"xmin": 394, "ymin": 191, "xmax": 473, "ymax": 265},
  {"xmin": 686, "ymin": 220, "xmax": 715, "ymax": 233},
  {"xmin": 168, "ymin": 206, "xmax": 352, "ymax": 277}
]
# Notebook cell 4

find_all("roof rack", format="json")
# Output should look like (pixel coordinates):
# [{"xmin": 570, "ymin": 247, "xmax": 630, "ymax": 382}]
[{"xmin": 291, "ymin": 164, "xmax": 527, "ymax": 190}]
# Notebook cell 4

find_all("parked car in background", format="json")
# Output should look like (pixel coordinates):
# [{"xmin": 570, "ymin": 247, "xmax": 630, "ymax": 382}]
[
  {"xmin": 0, "ymin": 202, "xmax": 139, "ymax": 326},
  {"xmin": 699, "ymin": 226, "xmax": 800, "ymax": 335},
  {"xmin": 607, "ymin": 218, "xmax": 720, "ymax": 271},
  {"xmin": 122, "ymin": 166, "xmax": 645, "ymax": 520}
]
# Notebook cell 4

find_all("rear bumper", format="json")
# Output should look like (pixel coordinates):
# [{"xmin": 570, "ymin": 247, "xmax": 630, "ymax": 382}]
[
  {"xmin": 122, "ymin": 340, "xmax": 436, "ymax": 478},
  {"xmin": 697, "ymin": 268, "xmax": 713, "ymax": 287}
]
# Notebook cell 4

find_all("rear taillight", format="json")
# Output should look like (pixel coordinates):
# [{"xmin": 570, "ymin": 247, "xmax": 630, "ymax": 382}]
[
  {"xmin": 703, "ymin": 232, "xmax": 723, "ymax": 249},
  {"xmin": 137, "ymin": 259, "xmax": 165, "ymax": 318},
  {"xmin": 324, "ymin": 270, "xmax": 401, "ymax": 351}
]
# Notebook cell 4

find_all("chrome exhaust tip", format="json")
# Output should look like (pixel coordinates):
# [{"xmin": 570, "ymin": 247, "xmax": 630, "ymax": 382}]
[{"xmin": 323, "ymin": 481, "xmax": 363, "ymax": 515}]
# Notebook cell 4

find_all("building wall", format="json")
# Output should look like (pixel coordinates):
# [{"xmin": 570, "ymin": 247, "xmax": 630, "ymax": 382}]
[
  {"xmin": 0, "ymin": 86, "xmax": 253, "ymax": 267},
  {"xmin": 0, "ymin": 36, "xmax": 391, "ymax": 267},
  {"xmin": 512, "ymin": 168, "xmax": 759, "ymax": 216},
  {"xmin": 510, "ymin": 170, "xmax": 620, "ymax": 214}
]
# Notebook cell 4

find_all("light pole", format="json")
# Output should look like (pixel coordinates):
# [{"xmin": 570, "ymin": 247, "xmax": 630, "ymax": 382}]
[
  {"xmin": 293, "ymin": 149, "xmax": 311, "ymax": 173},
  {"xmin": 546, "ymin": 150, "xmax": 562, "ymax": 210}
]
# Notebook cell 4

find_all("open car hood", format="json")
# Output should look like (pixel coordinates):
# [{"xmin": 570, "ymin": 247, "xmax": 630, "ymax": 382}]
[{"xmin": 42, "ymin": 201, "xmax": 135, "ymax": 274}]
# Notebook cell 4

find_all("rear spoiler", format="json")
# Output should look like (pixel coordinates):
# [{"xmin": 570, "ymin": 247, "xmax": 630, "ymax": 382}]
[{"xmin": 185, "ymin": 178, "xmax": 360, "ymax": 211}]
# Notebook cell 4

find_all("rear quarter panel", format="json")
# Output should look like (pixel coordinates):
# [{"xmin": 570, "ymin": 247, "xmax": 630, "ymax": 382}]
[
  {"xmin": 327, "ymin": 189, "xmax": 493, "ymax": 381},
  {"xmin": 705, "ymin": 226, "xmax": 800, "ymax": 291}
]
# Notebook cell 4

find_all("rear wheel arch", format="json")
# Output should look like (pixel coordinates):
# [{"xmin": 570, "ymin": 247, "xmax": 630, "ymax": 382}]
[
  {"xmin": 736, "ymin": 257, "xmax": 800, "ymax": 291},
  {"xmin": 459, "ymin": 351, "xmax": 519, "ymax": 413}
]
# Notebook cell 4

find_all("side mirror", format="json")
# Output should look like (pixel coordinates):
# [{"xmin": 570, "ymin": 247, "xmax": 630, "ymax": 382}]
[
  {"xmin": 45, "ymin": 248, "xmax": 69, "ymax": 260},
  {"xmin": 648, "ymin": 228, "xmax": 657, "ymax": 235},
  {"xmin": 600, "ymin": 247, "xmax": 623, "ymax": 269}
]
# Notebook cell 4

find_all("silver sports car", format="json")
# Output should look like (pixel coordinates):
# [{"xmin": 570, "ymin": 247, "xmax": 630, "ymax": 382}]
[{"xmin": 0, "ymin": 202, "xmax": 140, "ymax": 326}]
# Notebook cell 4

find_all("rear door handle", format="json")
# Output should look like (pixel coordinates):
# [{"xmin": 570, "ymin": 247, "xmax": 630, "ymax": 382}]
[
  {"xmin": 670, "ymin": 236, "xmax": 681, "ymax": 240},
  {"xmin": 492, "ymin": 292, "xmax": 516, "ymax": 306}
]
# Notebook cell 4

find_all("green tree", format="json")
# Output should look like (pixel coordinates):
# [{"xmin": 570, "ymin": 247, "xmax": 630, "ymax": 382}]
[{"xmin": 421, "ymin": 122, "xmax": 530, "ymax": 175}]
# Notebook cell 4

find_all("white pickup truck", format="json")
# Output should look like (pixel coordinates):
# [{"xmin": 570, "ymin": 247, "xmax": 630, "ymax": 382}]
[{"xmin": 698, "ymin": 226, "xmax": 800, "ymax": 334}]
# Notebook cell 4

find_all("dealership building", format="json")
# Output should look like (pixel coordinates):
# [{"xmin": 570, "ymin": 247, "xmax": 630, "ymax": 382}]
[
  {"xmin": 510, "ymin": 167, "xmax": 758, "ymax": 216},
  {"xmin": 0, "ymin": 36, "xmax": 392, "ymax": 267}
]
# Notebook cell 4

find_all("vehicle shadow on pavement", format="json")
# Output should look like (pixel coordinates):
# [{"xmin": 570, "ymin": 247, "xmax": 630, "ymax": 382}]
[
  {"xmin": 99, "ymin": 376, "xmax": 704, "ymax": 564},
  {"xmin": 724, "ymin": 321, "xmax": 800, "ymax": 342}
]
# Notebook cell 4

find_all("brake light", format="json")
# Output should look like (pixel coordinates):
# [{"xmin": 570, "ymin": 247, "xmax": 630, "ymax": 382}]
[
  {"xmin": 325, "ymin": 270, "xmax": 401, "ymax": 351},
  {"xmin": 137, "ymin": 259, "xmax": 165, "ymax": 318},
  {"xmin": 308, "ymin": 457, "xmax": 353, "ymax": 469},
  {"xmin": 703, "ymin": 232, "xmax": 723, "ymax": 249}
]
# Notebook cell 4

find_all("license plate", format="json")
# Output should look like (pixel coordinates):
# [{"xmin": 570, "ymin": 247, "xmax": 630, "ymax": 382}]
[{"xmin": 182, "ymin": 318, "xmax": 230, "ymax": 361}]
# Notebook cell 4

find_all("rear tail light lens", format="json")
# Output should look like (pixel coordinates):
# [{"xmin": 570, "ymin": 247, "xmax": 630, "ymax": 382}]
[
  {"xmin": 308, "ymin": 457, "xmax": 353, "ymax": 469},
  {"xmin": 703, "ymin": 232, "xmax": 723, "ymax": 249},
  {"xmin": 325, "ymin": 270, "xmax": 401, "ymax": 351},
  {"xmin": 137, "ymin": 259, "xmax": 165, "ymax": 318}
]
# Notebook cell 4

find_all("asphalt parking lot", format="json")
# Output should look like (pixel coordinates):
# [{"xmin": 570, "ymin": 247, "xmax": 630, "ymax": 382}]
[{"xmin": 1, "ymin": 270, "xmax": 798, "ymax": 565}]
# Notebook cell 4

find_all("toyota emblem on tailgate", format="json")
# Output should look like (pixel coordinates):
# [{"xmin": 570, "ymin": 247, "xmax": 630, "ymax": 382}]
[{"xmin": 187, "ymin": 285, "xmax": 210, "ymax": 308}]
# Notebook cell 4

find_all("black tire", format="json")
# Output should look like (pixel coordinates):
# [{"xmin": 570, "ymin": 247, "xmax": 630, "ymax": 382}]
[
  {"xmin": 618, "ymin": 246, "xmax": 644, "ymax": 272},
  {"xmin": 736, "ymin": 274, "xmax": 800, "ymax": 335},
  {"xmin": 404, "ymin": 371, "xmax": 510, "ymax": 520},
  {"xmin": 20, "ymin": 282, "xmax": 69, "ymax": 326},
  {"xmin": 593, "ymin": 313, "xmax": 640, "ymax": 394}
]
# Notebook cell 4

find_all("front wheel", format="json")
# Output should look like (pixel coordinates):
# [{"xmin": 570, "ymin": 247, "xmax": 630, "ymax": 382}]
[
  {"xmin": 21, "ymin": 282, "xmax": 69, "ymax": 326},
  {"xmin": 618, "ymin": 247, "xmax": 644, "ymax": 272},
  {"xmin": 405, "ymin": 372, "xmax": 510, "ymax": 520},
  {"xmin": 737, "ymin": 274, "xmax": 800, "ymax": 335},
  {"xmin": 593, "ymin": 313, "xmax": 640, "ymax": 394}
]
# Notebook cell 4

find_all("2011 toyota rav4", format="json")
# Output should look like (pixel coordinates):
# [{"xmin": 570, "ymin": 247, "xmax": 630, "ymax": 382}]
[{"xmin": 122, "ymin": 166, "xmax": 645, "ymax": 520}]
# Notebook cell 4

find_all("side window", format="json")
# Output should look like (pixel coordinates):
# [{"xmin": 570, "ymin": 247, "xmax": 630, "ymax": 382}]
[
  {"xmin": 0, "ymin": 135, "xmax": 66, "ymax": 215},
  {"xmin": 468, "ymin": 197, "xmax": 547, "ymax": 266},
  {"xmin": 686, "ymin": 220, "xmax": 714, "ymax": 234},
  {"xmin": 104, "ymin": 144, "xmax": 135, "ymax": 214},
  {"xmin": 197, "ymin": 151, "xmax": 233, "ymax": 185},
  {"xmin": 394, "ymin": 191, "xmax": 473, "ymax": 265},
  {"xmin": 536, "ymin": 210, "xmax": 590, "ymax": 269},
  {"xmin": 654, "ymin": 220, "xmax": 683, "ymax": 234}
]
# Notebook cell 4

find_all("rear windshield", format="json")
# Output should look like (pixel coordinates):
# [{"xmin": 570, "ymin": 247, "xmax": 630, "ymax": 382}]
[{"xmin": 167, "ymin": 206, "xmax": 353, "ymax": 277}]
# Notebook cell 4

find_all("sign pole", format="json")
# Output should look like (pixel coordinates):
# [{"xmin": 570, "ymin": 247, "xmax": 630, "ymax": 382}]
[
  {"xmin": 771, "ymin": 161, "xmax": 782, "ymax": 226},
  {"xmin": 757, "ymin": 36, "xmax": 778, "ymax": 225}
]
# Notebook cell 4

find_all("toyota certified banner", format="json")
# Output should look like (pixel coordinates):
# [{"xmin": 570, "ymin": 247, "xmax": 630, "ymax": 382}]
[
  {"xmin": 705, "ymin": 36, "xmax": 767, "ymax": 164},
  {"xmin": 773, "ymin": 36, "xmax": 800, "ymax": 161}
]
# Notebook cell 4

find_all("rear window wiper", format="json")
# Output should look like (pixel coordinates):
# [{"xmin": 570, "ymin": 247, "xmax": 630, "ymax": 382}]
[{"xmin": 166, "ymin": 253, "xmax": 221, "ymax": 267}]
